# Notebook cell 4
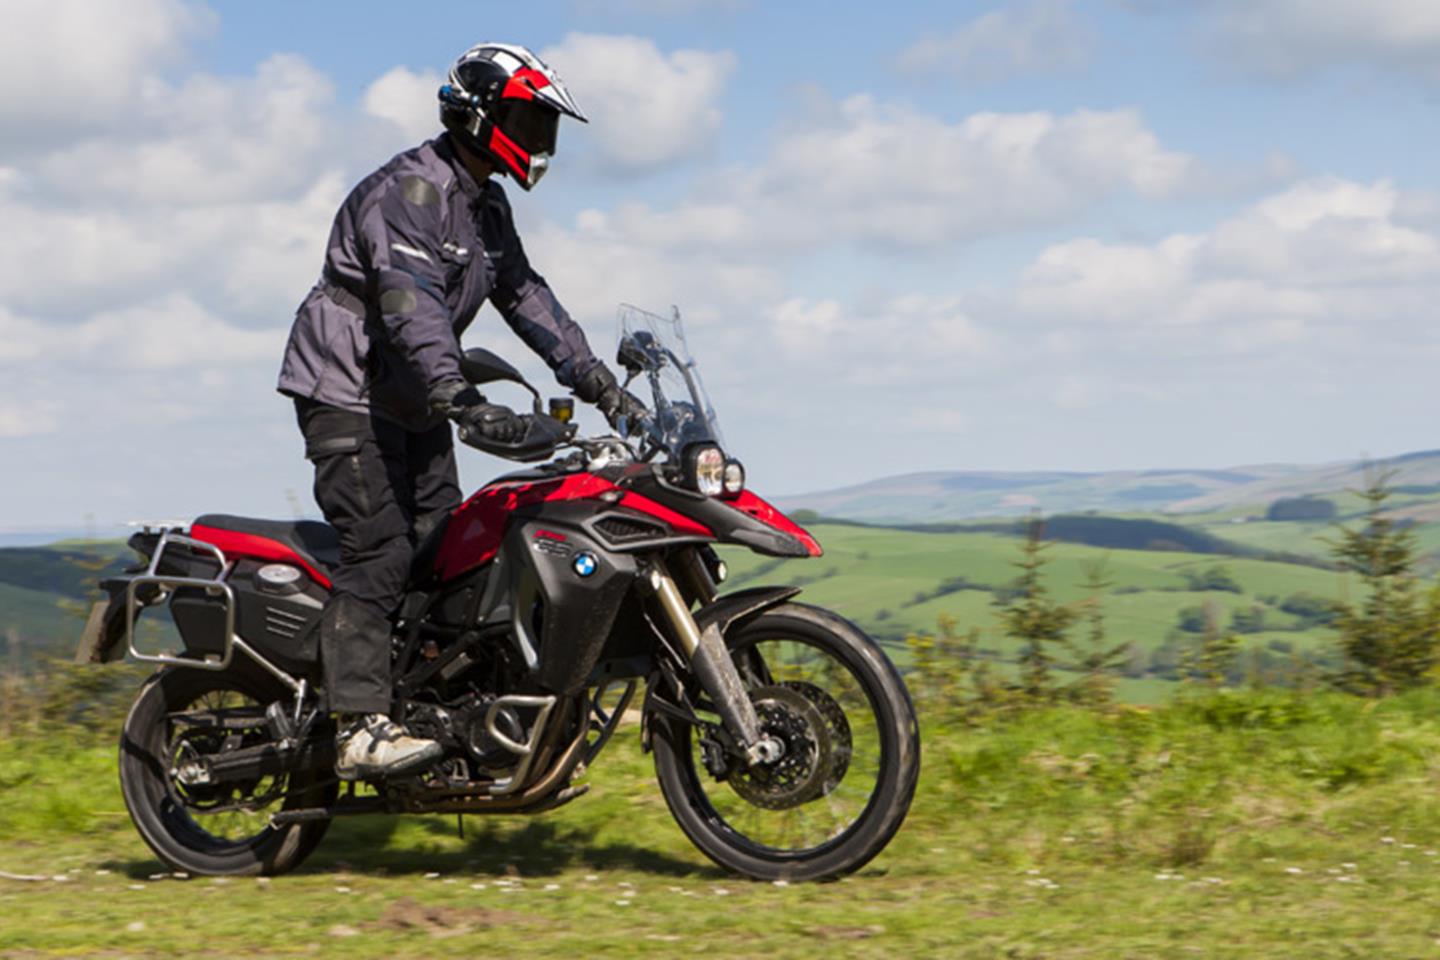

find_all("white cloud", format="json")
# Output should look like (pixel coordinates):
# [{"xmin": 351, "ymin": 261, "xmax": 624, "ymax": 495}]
[
  {"xmin": 547, "ymin": 100, "xmax": 1194, "ymax": 266},
  {"xmin": 74, "ymin": 295, "xmax": 288, "ymax": 370},
  {"xmin": 0, "ymin": 399, "xmax": 60, "ymax": 439},
  {"xmin": 0, "ymin": 297, "xmax": 286, "ymax": 372},
  {"xmin": 36, "ymin": 55, "xmax": 340, "ymax": 207},
  {"xmin": 899, "ymin": 1, "xmax": 1093, "ymax": 81},
  {"xmin": 1195, "ymin": 0, "xmax": 1440, "ymax": 79},
  {"xmin": 364, "ymin": 67, "xmax": 444, "ymax": 143},
  {"xmin": 730, "ymin": 99, "xmax": 1193, "ymax": 248},
  {"xmin": 1018, "ymin": 177, "xmax": 1440, "ymax": 352},
  {"xmin": 766, "ymin": 295, "xmax": 993, "ymax": 386},
  {"xmin": 540, "ymin": 34, "xmax": 735, "ymax": 173},
  {"xmin": 0, "ymin": 0, "xmax": 214, "ymax": 145}
]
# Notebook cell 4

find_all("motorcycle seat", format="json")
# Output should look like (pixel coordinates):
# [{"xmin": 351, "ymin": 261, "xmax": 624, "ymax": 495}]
[{"xmin": 192, "ymin": 514, "xmax": 340, "ymax": 577}]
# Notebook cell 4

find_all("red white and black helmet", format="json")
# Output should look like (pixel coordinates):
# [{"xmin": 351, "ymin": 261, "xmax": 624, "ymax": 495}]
[{"xmin": 439, "ymin": 43, "xmax": 586, "ymax": 191}]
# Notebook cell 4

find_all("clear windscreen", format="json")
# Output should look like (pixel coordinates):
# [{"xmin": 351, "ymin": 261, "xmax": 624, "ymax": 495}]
[{"xmin": 616, "ymin": 304, "xmax": 724, "ymax": 457}]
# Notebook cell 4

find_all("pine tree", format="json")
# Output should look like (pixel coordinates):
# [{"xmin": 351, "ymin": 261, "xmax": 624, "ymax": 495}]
[
  {"xmin": 1069, "ymin": 558, "xmax": 1129, "ymax": 706},
  {"xmin": 998, "ymin": 516, "xmax": 1076, "ymax": 703},
  {"xmin": 1329, "ymin": 470, "xmax": 1440, "ymax": 696}
]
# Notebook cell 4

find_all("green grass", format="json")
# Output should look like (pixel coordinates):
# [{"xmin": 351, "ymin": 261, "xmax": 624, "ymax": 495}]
[
  {"xmin": 8, "ymin": 690, "xmax": 1440, "ymax": 957},
  {"xmin": 718, "ymin": 523, "xmax": 1350, "ymax": 675}
]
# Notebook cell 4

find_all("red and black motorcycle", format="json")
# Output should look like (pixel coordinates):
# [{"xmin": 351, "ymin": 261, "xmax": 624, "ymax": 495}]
[{"xmin": 79, "ymin": 308, "xmax": 919, "ymax": 882}]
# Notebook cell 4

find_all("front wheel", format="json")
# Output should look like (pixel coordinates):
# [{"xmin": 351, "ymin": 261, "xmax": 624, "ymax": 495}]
[{"xmin": 651, "ymin": 602, "xmax": 920, "ymax": 882}]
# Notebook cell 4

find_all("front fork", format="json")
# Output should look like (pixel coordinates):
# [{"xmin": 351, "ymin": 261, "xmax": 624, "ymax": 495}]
[{"xmin": 646, "ymin": 561, "xmax": 783, "ymax": 768}]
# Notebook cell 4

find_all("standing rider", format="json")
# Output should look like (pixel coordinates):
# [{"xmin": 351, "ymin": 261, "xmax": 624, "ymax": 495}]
[{"xmin": 276, "ymin": 43, "xmax": 643, "ymax": 780}]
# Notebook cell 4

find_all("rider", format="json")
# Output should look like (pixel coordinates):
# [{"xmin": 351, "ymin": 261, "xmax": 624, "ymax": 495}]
[{"xmin": 276, "ymin": 42, "xmax": 643, "ymax": 780}]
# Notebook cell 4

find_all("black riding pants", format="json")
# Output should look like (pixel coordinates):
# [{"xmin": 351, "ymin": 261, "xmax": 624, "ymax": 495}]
[{"xmin": 295, "ymin": 399, "xmax": 461, "ymax": 714}]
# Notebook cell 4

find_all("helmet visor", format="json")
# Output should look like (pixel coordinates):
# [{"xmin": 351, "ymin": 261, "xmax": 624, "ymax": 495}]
[{"xmin": 495, "ymin": 100, "xmax": 560, "ymax": 157}]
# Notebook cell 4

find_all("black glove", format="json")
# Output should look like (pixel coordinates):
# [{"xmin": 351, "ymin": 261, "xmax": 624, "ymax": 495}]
[
  {"xmin": 575, "ymin": 364, "xmax": 648, "ymax": 433},
  {"xmin": 429, "ymin": 380, "xmax": 526, "ymax": 444}
]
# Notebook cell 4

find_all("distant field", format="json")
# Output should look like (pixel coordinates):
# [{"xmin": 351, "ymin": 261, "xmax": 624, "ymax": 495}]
[{"xmin": 718, "ymin": 522, "xmax": 1348, "ymax": 662}]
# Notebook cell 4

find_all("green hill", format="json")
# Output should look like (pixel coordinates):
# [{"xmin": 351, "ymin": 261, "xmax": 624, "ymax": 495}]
[
  {"xmin": 777, "ymin": 449, "xmax": 1440, "ymax": 523},
  {"xmin": 717, "ymin": 522, "xmax": 1352, "ymax": 694}
]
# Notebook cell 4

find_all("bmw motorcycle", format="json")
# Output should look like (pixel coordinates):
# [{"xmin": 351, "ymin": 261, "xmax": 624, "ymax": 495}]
[{"xmin": 78, "ymin": 307, "xmax": 919, "ymax": 882}]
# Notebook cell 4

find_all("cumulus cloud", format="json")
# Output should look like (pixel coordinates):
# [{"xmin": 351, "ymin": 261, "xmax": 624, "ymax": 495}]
[
  {"xmin": 363, "ymin": 67, "xmax": 444, "ymax": 143},
  {"xmin": 899, "ymin": 1, "xmax": 1094, "ymax": 82},
  {"xmin": 35, "ymin": 55, "xmax": 339, "ymax": 207},
  {"xmin": 1018, "ymin": 177, "xmax": 1440, "ymax": 353},
  {"xmin": 730, "ymin": 99, "xmax": 1193, "ymax": 249},
  {"xmin": 0, "ymin": 0, "xmax": 214, "ymax": 146},
  {"xmin": 540, "ymin": 33, "xmax": 735, "ymax": 173},
  {"xmin": 1191, "ymin": 0, "xmax": 1440, "ymax": 80}
]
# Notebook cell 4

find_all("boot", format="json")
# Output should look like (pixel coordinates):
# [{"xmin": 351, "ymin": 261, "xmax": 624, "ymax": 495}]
[{"xmin": 335, "ymin": 714, "xmax": 443, "ymax": 780}]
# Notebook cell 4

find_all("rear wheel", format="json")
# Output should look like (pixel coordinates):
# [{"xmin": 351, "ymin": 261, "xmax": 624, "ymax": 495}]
[
  {"xmin": 119, "ymin": 666, "xmax": 336, "ymax": 877},
  {"xmin": 651, "ymin": 603, "xmax": 920, "ymax": 882}
]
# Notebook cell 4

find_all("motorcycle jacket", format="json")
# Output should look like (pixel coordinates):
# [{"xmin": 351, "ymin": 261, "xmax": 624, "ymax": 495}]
[{"xmin": 277, "ymin": 133, "xmax": 601, "ymax": 431}]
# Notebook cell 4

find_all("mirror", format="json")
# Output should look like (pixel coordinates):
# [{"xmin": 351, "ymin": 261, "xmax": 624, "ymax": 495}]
[
  {"xmin": 617, "ymin": 331, "xmax": 664, "ymax": 375},
  {"xmin": 460, "ymin": 348, "xmax": 524, "ymax": 386}
]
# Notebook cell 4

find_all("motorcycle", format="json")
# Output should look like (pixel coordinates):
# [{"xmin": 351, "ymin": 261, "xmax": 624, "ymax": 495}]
[{"xmin": 78, "ymin": 306, "xmax": 920, "ymax": 882}]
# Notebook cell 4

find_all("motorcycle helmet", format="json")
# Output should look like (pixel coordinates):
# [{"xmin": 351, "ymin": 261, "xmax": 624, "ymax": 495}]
[{"xmin": 439, "ymin": 42, "xmax": 587, "ymax": 190}]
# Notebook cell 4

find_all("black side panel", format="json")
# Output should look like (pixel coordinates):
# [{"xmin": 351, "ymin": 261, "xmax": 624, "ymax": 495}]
[
  {"xmin": 485, "ymin": 501, "xmax": 640, "ymax": 695},
  {"xmin": 167, "ymin": 559, "xmax": 327, "ymax": 673}
]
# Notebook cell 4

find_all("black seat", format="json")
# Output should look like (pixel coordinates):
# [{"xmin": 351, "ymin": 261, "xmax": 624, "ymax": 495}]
[{"xmin": 193, "ymin": 514, "xmax": 341, "ymax": 576}]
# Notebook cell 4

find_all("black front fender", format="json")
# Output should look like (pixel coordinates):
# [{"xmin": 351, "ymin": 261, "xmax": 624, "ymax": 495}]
[{"xmin": 692, "ymin": 586, "xmax": 803, "ymax": 634}]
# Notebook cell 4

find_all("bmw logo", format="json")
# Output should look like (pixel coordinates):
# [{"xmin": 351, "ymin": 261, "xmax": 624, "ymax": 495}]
[{"xmin": 573, "ymin": 552, "xmax": 598, "ymax": 578}]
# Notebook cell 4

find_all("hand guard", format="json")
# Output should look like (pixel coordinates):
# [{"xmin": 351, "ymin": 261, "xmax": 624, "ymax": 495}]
[{"xmin": 428, "ymin": 380, "xmax": 526, "ymax": 444}]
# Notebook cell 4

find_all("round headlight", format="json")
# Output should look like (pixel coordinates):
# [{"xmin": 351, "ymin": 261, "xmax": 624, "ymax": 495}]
[
  {"xmin": 690, "ymin": 446, "xmax": 725, "ymax": 497},
  {"xmin": 723, "ymin": 460, "xmax": 745, "ymax": 497}
]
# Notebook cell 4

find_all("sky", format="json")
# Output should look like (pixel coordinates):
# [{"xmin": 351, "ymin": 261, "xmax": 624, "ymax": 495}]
[{"xmin": 2, "ymin": 0, "xmax": 1439, "ymax": 537}]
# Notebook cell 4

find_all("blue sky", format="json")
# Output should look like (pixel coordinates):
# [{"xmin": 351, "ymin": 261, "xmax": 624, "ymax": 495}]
[{"xmin": 2, "ymin": 0, "xmax": 1439, "ymax": 537}]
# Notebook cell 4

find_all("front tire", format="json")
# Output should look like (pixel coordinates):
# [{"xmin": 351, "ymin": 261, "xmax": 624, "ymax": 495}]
[
  {"xmin": 119, "ymin": 666, "xmax": 336, "ymax": 877},
  {"xmin": 651, "ymin": 602, "xmax": 920, "ymax": 882}
]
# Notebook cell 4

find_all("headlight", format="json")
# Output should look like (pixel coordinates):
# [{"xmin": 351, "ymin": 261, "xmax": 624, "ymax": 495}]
[
  {"xmin": 688, "ymin": 446, "xmax": 725, "ymax": 497},
  {"xmin": 723, "ymin": 460, "xmax": 745, "ymax": 497}
]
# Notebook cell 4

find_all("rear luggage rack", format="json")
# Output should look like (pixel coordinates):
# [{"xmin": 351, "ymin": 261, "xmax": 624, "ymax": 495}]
[{"xmin": 124, "ymin": 529, "xmax": 238, "ymax": 671}]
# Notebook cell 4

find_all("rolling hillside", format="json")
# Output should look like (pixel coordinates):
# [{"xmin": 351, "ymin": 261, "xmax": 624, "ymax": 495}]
[{"xmin": 776, "ymin": 449, "xmax": 1440, "ymax": 523}]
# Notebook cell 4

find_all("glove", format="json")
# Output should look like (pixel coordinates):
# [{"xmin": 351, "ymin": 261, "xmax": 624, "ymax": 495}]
[
  {"xmin": 575, "ymin": 364, "xmax": 648, "ymax": 433},
  {"xmin": 429, "ymin": 380, "xmax": 526, "ymax": 444}
]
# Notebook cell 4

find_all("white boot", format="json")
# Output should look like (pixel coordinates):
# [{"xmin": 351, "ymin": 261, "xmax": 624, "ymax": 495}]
[{"xmin": 335, "ymin": 714, "xmax": 443, "ymax": 781}]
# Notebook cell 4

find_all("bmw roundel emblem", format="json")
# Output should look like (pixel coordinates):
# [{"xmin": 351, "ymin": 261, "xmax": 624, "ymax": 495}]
[{"xmin": 573, "ymin": 552, "xmax": 598, "ymax": 577}]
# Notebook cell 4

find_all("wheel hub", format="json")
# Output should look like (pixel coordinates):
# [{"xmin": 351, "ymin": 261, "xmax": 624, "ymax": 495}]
[{"xmin": 728, "ymin": 686, "xmax": 831, "ymax": 811}]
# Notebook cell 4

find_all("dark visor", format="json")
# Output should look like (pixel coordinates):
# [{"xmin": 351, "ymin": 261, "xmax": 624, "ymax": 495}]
[{"xmin": 496, "ymin": 100, "xmax": 560, "ymax": 156}]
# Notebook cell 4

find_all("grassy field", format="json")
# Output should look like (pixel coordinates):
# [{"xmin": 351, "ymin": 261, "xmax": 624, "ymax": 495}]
[
  {"xmin": 718, "ymin": 523, "xmax": 1348, "ymax": 675},
  {"xmin": 7, "ymin": 689, "xmax": 1440, "ymax": 957}
]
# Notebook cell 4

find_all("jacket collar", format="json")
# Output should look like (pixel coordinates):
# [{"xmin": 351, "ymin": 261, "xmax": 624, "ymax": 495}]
[{"xmin": 434, "ymin": 133, "xmax": 486, "ymax": 199}]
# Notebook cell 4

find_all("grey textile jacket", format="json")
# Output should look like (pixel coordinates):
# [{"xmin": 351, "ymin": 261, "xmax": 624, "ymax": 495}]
[{"xmin": 277, "ymin": 134, "xmax": 600, "ymax": 432}]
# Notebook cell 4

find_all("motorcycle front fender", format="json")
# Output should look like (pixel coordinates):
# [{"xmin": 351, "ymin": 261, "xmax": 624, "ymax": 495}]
[{"xmin": 692, "ymin": 586, "xmax": 802, "ymax": 635}]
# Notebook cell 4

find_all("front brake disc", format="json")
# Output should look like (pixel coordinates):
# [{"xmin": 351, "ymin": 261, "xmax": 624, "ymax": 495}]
[
  {"xmin": 780, "ymin": 680, "xmax": 852, "ymax": 797},
  {"xmin": 727, "ymin": 686, "xmax": 831, "ymax": 811}
]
